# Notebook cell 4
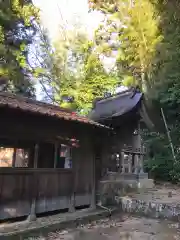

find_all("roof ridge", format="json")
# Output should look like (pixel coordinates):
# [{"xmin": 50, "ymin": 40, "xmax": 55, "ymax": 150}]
[{"xmin": 97, "ymin": 88, "xmax": 136, "ymax": 104}]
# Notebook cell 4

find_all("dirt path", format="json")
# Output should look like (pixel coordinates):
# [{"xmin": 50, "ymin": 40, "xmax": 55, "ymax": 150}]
[{"xmin": 27, "ymin": 214, "xmax": 180, "ymax": 240}]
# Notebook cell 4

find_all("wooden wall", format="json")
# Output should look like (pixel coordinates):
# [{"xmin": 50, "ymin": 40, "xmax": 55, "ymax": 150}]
[
  {"xmin": 0, "ymin": 168, "xmax": 73, "ymax": 220},
  {"xmin": 72, "ymin": 135, "xmax": 94, "ymax": 207},
  {"xmin": 0, "ymin": 108, "xmax": 109, "ymax": 220},
  {"xmin": 0, "ymin": 128, "xmax": 96, "ymax": 220}
]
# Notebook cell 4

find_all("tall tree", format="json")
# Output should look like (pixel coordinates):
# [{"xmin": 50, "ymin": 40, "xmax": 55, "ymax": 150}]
[
  {"xmin": 53, "ymin": 29, "xmax": 118, "ymax": 113},
  {"xmin": 35, "ymin": 22, "xmax": 119, "ymax": 113},
  {"xmin": 28, "ymin": 24, "xmax": 55, "ymax": 102},
  {"xmin": 0, "ymin": 0, "xmax": 39, "ymax": 97},
  {"xmin": 145, "ymin": 0, "xmax": 180, "ymax": 181},
  {"xmin": 90, "ymin": 0, "xmax": 162, "ymax": 92}
]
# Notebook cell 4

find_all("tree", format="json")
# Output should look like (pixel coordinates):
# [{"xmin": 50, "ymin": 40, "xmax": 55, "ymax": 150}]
[
  {"xmin": 89, "ymin": 0, "xmax": 180, "ymax": 181},
  {"xmin": 53, "ymin": 29, "xmax": 119, "ymax": 113},
  {"xmin": 35, "ymin": 19, "xmax": 119, "ymax": 113},
  {"xmin": 146, "ymin": 0, "xmax": 180, "ymax": 181},
  {"xmin": 89, "ymin": 0, "xmax": 162, "ymax": 92},
  {"xmin": 0, "ymin": 0, "xmax": 39, "ymax": 97},
  {"xmin": 28, "ymin": 24, "xmax": 55, "ymax": 102}
]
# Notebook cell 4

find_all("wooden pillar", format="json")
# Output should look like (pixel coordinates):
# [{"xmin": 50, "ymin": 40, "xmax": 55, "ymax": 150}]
[
  {"xmin": 12, "ymin": 148, "xmax": 17, "ymax": 167},
  {"xmin": 27, "ymin": 143, "xmax": 39, "ymax": 221},
  {"xmin": 117, "ymin": 153, "xmax": 121, "ymax": 173},
  {"xmin": 90, "ymin": 153, "xmax": 96, "ymax": 209},
  {"xmin": 139, "ymin": 154, "xmax": 144, "ymax": 174},
  {"xmin": 134, "ymin": 154, "xmax": 139, "ymax": 174},
  {"xmin": 128, "ymin": 154, "xmax": 132, "ymax": 173},
  {"xmin": 121, "ymin": 151, "xmax": 125, "ymax": 173},
  {"xmin": 69, "ymin": 183, "xmax": 75, "ymax": 212},
  {"xmin": 69, "ymin": 194, "xmax": 75, "ymax": 212},
  {"xmin": 54, "ymin": 142, "xmax": 58, "ymax": 168},
  {"xmin": 68, "ymin": 148, "xmax": 75, "ymax": 213}
]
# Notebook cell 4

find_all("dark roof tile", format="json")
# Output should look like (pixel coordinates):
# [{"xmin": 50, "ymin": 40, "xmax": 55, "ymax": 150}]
[{"xmin": 89, "ymin": 88, "xmax": 143, "ymax": 121}]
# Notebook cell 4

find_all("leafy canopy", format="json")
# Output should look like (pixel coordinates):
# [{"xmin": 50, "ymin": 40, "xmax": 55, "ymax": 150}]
[{"xmin": 0, "ymin": 0, "xmax": 39, "ymax": 96}]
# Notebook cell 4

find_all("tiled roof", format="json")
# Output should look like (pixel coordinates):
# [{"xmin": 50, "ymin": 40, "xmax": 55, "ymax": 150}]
[
  {"xmin": 0, "ymin": 92, "xmax": 110, "ymax": 129},
  {"xmin": 89, "ymin": 88, "xmax": 143, "ymax": 122}
]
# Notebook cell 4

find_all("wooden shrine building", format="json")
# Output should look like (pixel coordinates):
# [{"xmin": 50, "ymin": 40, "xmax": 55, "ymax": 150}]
[
  {"xmin": 89, "ymin": 87, "xmax": 154, "ymax": 187},
  {"xmin": 0, "ymin": 92, "xmax": 111, "ymax": 221}
]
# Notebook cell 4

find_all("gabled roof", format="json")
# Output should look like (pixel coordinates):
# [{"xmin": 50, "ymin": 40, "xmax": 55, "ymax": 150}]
[
  {"xmin": 0, "ymin": 92, "xmax": 110, "ymax": 129},
  {"xmin": 89, "ymin": 87, "xmax": 154, "ymax": 129},
  {"xmin": 90, "ymin": 88, "xmax": 142, "ymax": 121}
]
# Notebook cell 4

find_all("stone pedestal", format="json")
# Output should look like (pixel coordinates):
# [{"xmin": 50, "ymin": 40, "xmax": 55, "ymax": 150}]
[
  {"xmin": 119, "ymin": 173, "xmax": 154, "ymax": 189},
  {"xmin": 98, "ymin": 172, "xmax": 154, "ymax": 206},
  {"xmin": 138, "ymin": 173, "xmax": 154, "ymax": 189}
]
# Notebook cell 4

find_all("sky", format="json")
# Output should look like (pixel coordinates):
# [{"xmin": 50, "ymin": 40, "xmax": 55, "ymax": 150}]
[
  {"xmin": 32, "ymin": 0, "xmax": 104, "ymax": 100},
  {"xmin": 33, "ymin": 0, "xmax": 103, "ymax": 40},
  {"xmin": 32, "ymin": 0, "xmax": 121, "ymax": 100}
]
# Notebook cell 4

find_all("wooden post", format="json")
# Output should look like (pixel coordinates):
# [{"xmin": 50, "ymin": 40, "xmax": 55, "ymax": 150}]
[
  {"xmin": 117, "ymin": 153, "xmax": 121, "ymax": 173},
  {"xmin": 128, "ymin": 154, "xmax": 132, "ymax": 173},
  {"xmin": 139, "ymin": 154, "xmax": 144, "ymax": 174},
  {"xmin": 68, "ymin": 148, "xmax": 75, "ymax": 213},
  {"xmin": 12, "ymin": 148, "xmax": 17, "ymax": 167},
  {"xmin": 133, "ymin": 154, "xmax": 139, "ymax": 174},
  {"xmin": 121, "ymin": 151, "xmax": 125, "ymax": 173},
  {"xmin": 68, "ymin": 193, "xmax": 75, "ymax": 213},
  {"xmin": 54, "ymin": 142, "xmax": 58, "ymax": 168},
  {"xmin": 27, "ymin": 143, "xmax": 39, "ymax": 221},
  {"xmin": 90, "ymin": 154, "xmax": 96, "ymax": 209}
]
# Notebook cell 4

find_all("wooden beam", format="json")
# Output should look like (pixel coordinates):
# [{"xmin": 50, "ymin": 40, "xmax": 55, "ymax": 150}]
[
  {"xmin": 0, "ymin": 132, "xmax": 80, "ymax": 148},
  {"xmin": 0, "ymin": 112, "xmax": 84, "ymax": 141}
]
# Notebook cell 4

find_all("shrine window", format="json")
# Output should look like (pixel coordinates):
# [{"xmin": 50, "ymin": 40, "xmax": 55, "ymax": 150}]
[
  {"xmin": 0, "ymin": 147, "xmax": 29, "ymax": 167},
  {"xmin": 55, "ymin": 144, "xmax": 72, "ymax": 169}
]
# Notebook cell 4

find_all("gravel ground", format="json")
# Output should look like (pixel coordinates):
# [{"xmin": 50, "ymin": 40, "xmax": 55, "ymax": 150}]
[{"xmin": 25, "ymin": 214, "xmax": 180, "ymax": 240}]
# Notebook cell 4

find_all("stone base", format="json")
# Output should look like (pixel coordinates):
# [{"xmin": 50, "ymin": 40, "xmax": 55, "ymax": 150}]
[
  {"xmin": 101, "ymin": 172, "xmax": 154, "ymax": 188},
  {"xmin": 98, "ymin": 172, "xmax": 154, "ymax": 206},
  {"xmin": 27, "ymin": 214, "xmax": 36, "ymax": 222},
  {"xmin": 102, "ymin": 172, "xmax": 149, "ymax": 181},
  {"xmin": 138, "ymin": 178, "xmax": 154, "ymax": 189},
  {"xmin": 97, "ymin": 180, "xmax": 133, "ymax": 205}
]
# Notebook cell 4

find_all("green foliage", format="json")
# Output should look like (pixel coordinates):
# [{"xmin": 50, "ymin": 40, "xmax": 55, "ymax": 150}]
[
  {"xmin": 90, "ymin": 0, "xmax": 162, "ymax": 91},
  {"xmin": 34, "ymin": 0, "xmax": 180, "ymax": 182},
  {"xmin": 145, "ymin": 0, "xmax": 180, "ymax": 182},
  {"xmin": 142, "ymin": 130, "xmax": 173, "ymax": 181},
  {"xmin": 0, "ymin": 0, "xmax": 39, "ymax": 96},
  {"xmin": 90, "ymin": 0, "xmax": 180, "ymax": 182},
  {"xmin": 41, "ymin": 26, "xmax": 119, "ymax": 113}
]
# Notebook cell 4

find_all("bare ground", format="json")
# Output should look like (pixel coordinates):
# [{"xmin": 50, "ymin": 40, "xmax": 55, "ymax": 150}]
[{"xmin": 26, "ymin": 214, "xmax": 180, "ymax": 240}]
